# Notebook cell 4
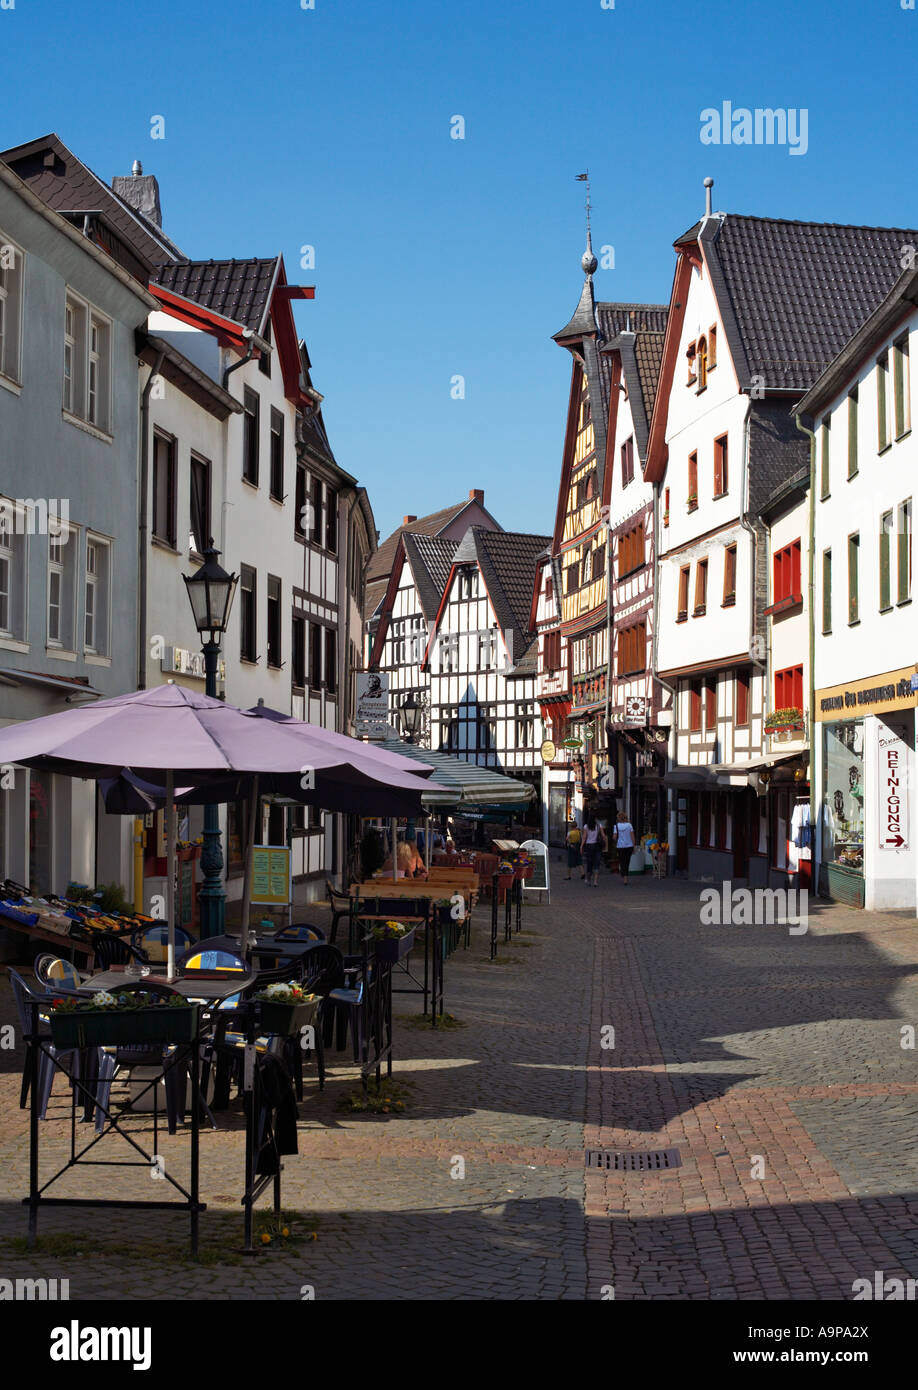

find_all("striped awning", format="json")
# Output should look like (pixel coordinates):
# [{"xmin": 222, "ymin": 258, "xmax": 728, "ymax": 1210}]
[{"xmin": 372, "ymin": 739, "xmax": 537, "ymax": 808}]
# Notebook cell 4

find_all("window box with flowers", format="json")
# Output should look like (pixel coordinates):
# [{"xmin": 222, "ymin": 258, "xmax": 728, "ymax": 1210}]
[
  {"xmin": 254, "ymin": 982, "xmax": 319, "ymax": 1036},
  {"xmin": 49, "ymin": 990, "xmax": 198, "ymax": 1048},
  {"xmin": 764, "ymin": 707, "xmax": 805, "ymax": 734},
  {"xmin": 687, "ymin": 493, "xmax": 698, "ymax": 512},
  {"xmin": 372, "ymin": 921, "xmax": 416, "ymax": 962}
]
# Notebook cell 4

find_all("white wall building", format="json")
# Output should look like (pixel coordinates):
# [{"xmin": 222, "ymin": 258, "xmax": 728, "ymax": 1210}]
[{"xmin": 799, "ymin": 267, "xmax": 918, "ymax": 909}]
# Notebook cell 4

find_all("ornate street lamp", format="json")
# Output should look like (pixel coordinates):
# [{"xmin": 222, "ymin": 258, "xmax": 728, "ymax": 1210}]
[
  {"xmin": 183, "ymin": 544, "xmax": 238, "ymax": 938},
  {"xmin": 400, "ymin": 691, "xmax": 423, "ymax": 745}
]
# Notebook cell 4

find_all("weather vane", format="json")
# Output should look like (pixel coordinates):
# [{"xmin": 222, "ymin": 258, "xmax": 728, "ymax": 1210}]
[{"xmin": 576, "ymin": 170, "xmax": 591, "ymax": 239}]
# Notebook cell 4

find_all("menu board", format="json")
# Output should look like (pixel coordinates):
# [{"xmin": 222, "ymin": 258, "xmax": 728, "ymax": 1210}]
[{"xmin": 249, "ymin": 845, "xmax": 291, "ymax": 906}]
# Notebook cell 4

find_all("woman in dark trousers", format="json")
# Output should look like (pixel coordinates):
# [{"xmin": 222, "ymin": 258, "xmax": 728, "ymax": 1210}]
[{"xmin": 582, "ymin": 813, "xmax": 606, "ymax": 886}]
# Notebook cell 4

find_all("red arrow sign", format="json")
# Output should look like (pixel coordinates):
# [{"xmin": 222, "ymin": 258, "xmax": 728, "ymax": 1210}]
[{"xmin": 885, "ymin": 834, "xmax": 906, "ymax": 848}]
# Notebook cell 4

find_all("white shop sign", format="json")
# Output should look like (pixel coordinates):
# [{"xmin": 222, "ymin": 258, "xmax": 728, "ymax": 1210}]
[
  {"xmin": 161, "ymin": 646, "xmax": 225, "ymax": 681},
  {"xmin": 878, "ymin": 730, "xmax": 909, "ymax": 851},
  {"xmin": 355, "ymin": 671, "xmax": 390, "ymax": 737}
]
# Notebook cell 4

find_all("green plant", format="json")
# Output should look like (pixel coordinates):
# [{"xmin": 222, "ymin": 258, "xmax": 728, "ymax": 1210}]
[
  {"xmin": 50, "ymin": 990, "xmax": 191, "ymax": 1013},
  {"xmin": 370, "ymin": 919, "xmax": 410, "ymax": 941},
  {"xmin": 359, "ymin": 828, "xmax": 385, "ymax": 880},
  {"xmin": 93, "ymin": 881, "xmax": 133, "ymax": 914}
]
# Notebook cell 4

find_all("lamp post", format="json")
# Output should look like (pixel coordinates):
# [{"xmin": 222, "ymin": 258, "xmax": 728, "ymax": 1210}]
[
  {"xmin": 399, "ymin": 691, "xmax": 424, "ymax": 855},
  {"xmin": 400, "ymin": 690, "xmax": 423, "ymax": 745},
  {"xmin": 183, "ymin": 545, "xmax": 238, "ymax": 938}
]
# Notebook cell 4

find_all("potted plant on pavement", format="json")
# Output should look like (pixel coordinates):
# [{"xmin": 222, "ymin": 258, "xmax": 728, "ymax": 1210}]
[
  {"xmin": 371, "ymin": 920, "xmax": 416, "ymax": 962},
  {"xmin": 254, "ymin": 981, "xmax": 319, "ymax": 1036},
  {"xmin": 49, "ymin": 989, "xmax": 198, "ymax": 1048}
]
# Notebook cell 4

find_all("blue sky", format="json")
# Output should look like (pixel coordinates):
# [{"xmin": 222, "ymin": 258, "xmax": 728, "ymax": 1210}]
[{"xmin": 4, "ymin": 0, "xmax": 917, "ymax": 542}]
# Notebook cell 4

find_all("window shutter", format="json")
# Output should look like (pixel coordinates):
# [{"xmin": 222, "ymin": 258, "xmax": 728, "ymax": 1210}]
[
  {"xmin": 822, "ymin": 549, "xmax": 832, "ymax": 634},
  {"xmin": 880, "ymin": 513, "xmax": 891, "ymax": 610}
]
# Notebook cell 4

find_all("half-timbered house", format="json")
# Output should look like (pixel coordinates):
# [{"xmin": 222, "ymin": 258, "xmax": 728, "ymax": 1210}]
[
  {"xmin": 425, "ymin": 528, "xmax": 549, "ymax": 824},
  {"xmin": 530, "ymin": 548, "xmax": 574, "ymax": 844},
  {"xmin": 599, "ymin": 305, "xmax": 669, "ymax": 839},
  {"xmin": 367, "ymin": 530, "xmax": 458, "ymax": 743},
  {"xmin": 551, "ymin": 234, "xmax": 668, "ymax": 820}
]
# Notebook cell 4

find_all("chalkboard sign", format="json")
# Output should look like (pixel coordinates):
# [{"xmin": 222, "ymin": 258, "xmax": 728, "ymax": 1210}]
[
  {"xmin": 249, "ymin": 844, "xmax": 291, "ymax": 906},
  {"xmin": 178, "ymin": 859, "xmax": 194, "ymax": 927},
  {"xmin": 518, "ymin": 839, "xmax": 550, "ymax": 902}
]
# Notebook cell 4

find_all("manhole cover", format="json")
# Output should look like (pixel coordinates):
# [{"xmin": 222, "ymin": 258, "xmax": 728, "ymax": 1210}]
[{"xmin": 585, "ymin": 1147, "xmax": 682, "ymax": 1171}]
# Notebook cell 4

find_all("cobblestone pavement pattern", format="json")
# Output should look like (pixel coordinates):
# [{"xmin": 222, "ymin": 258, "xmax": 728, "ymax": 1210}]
[{"xmin": 1, "ymin": 866, "xmax": 917, "ymax": 1299}]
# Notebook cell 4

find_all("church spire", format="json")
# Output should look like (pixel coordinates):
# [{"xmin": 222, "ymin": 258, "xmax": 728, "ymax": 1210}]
[{"xmin": 552, "ymin": 171, "xmax": 600, "ymax": 343}]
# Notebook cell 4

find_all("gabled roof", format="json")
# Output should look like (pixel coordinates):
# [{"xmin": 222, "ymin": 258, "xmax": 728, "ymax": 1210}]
[
  {"xmin": 152, "ymin": 258, "xmax": 280, "ymax": 337},
  {"xmin": 0, "ymin": 133, "xmax": 183, "ymax": 269},
  {"xmin": 697, "ymin": 212, "xmax": 918, "ymax": 392},
  {"xmin": 449, "ymin": 528, "xmax": 551, "ymax": 667},
  {"xmin": 403, "ymin": 533, "xmax": 458, "ymax": 621},
  {"xmin": 365, "ymin": 496, "xmax": 501, "ymax": 592},
  {"xmin": 599, "ymin": 309, "xmax": 669, "ymax": 467}
]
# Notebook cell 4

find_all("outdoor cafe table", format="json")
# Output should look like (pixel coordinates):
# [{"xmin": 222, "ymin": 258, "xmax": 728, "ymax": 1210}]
[
  {"xmin": 24, "ymin": 974, "xmax": 214, "ymax": 1255},
  {"xmin": 78, "ymin": 970, "xmax": 255, "ymax": 1000}
]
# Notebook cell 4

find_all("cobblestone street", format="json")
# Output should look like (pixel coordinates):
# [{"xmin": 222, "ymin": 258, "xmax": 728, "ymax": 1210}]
[{"xmin": 2, "ymin": 863, "xmax": 918, "ymax": 1300}]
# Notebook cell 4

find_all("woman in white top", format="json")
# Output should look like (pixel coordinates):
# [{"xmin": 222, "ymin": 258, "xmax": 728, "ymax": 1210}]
[
  {"xmin": 613, "ymin": 812, "xmax": 635, "ymax": 883},
  {"xmin": 582, "ymin": 813, "xmax": 606, "ymax": 886}
]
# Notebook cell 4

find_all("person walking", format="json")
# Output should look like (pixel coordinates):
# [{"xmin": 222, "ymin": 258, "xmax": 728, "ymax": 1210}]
[
  {"xmin": 613, "ymin": 811, "xmax": 635, "ymax": 883},
  {"xmin": 582, "ymin": 813, "xmax": 606, "ymax": 886},
  {"xmin": 565, "ymin": 820, "xmax": 583, "ymax": 880}
]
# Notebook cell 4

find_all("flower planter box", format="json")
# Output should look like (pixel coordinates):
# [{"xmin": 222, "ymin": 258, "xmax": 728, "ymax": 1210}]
[
  {"xmin": 514, "ymin": 864, "xmax": 533, "ymax": 880},
  {"xmin": 495, "ymin": 873, "xmax": 515, "ymax": 892},
  {"xmin": 374, "ymin": 927, "xmax": 416, "ymax": 962},
  {"xmin": 255, "ymin": 997, "xmax": 319, "ymax": 1038},
  {"xmin": 49, "ymin": 1003, "xmax": 199, "ymax": 1049}
]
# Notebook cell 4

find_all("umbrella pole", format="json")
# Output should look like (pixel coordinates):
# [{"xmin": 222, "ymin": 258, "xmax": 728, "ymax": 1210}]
[
  {"xmin": 425, "ymin": 814, "xmax": 431, "ymax": 872},
  {"xmin": 391, "ymin": 817, "xmax": 398, "ymax": 882},
  {"xmin": 166, "ymin": 770, "xmax": 176, "ymax": 980},
  {"xmin": 239, "ymin": 776, "xmax": 260, "ymax": 948}
]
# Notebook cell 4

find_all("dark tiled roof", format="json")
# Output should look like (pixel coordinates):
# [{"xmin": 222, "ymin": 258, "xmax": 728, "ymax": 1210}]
[
  {"xmin": 702, "ymin": 214, "xmax": 918, "ymax": 391},
  {"xmin": 474, "ymin": 529, "xmax": 552, "ymax": 662},
  {"xmin": 366, "ymin": 499, "xmax": 479, "ymax": 588},
  {"xmin": 596, "ymin": 303, "xmax": 669, "ymax": 339},
  {"xmin": 0, "ymin": 133, "xmax": 183, "ymax": 267},
  {"xmin": 152, "ymin": 258, "xmax": 279, "ymax": 335},
  {"xmin": 633, "ymin": 330, "xmax": 666, "ymax": 422},
  {"xmin": 747, "ymin": 399, "xmax": 811, "ymax": 514},
  {"xmin": 403, "ymin": 533, "xmax": 458, "ymax": 621}
]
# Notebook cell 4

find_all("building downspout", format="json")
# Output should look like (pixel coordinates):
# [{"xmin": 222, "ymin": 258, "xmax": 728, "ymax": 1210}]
[
  {"xmin": 603, "ymin": 511, "xmax": 614, "ymax": 799},
  {"xmin": 651, "ymin": 480, "xmax": 679, "ymax": 863},
  {"xmin": 339, "ymin": 486, "xmax": 362, "ymax": 888},
  {"xmin": 737, "ymin": 402, "xmax": 770, "ymax": 870},
  {"xmin": 795, "ymin": 412, "xmax": 818, "ymax": 893},
  {"xmin": 138, "ymin": 350, "xmax": 165, "ymax": 691}
]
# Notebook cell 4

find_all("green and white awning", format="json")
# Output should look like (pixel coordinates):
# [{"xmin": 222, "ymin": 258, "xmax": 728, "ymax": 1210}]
[{"xmin": 373, "ymin": 739, "xmax": 537, "ymax": 809}]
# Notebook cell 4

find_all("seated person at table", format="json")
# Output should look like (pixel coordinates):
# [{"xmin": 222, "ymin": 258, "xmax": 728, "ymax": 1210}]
[{"xmin": 381, "ymin": 840, "xmax": 429, "ymax": 880}]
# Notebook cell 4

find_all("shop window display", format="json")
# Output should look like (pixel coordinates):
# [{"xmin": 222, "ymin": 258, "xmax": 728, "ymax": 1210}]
[{"xmin": 822, "ymin": 721, "xmax": 864, "ymax": 872}]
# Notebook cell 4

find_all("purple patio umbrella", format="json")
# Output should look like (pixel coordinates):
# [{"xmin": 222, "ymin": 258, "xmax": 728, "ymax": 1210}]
[{"xmin": 0, "ymin": 684, "xmax": 445, "ymax": 974}]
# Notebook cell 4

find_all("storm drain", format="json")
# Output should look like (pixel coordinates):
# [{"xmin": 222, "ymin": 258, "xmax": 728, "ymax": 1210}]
[{"xmin": 585, "ymin": 1147, "xmax": 682, "ymax": 1172}]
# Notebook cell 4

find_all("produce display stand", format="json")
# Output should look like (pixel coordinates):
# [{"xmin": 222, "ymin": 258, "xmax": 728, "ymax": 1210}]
[{"xmin": 23, "ymin": 998, "xmax": 206, "ymax": 1255}]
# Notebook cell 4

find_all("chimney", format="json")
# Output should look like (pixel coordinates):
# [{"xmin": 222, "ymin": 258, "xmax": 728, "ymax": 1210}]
[
  {"xmin": 468, "ymin": 489, "xmax": 484, "ymax": 505},
  {"xmin": 403, "ymin": 515, "xmax": 417, "ymax": 525},
  {"xmin": 703, "ymin": 176, "xmax": 714, "ymax": 218},
  {"xmin": 112, "ymin": 160, "xmax": 163, "ymax": 229}
]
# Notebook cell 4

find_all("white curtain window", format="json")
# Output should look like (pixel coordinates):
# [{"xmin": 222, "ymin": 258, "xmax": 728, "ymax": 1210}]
[
  {"xmin": 47, "ymin": 526, "xmax": 77, "ymax": 651},
  {"xmin": 63, "ymin": 294, "xmax": 110, "ymax": 430},
  {"xmin": 84, "ymin": 536, "xmax": 111, "ymax": 656}
]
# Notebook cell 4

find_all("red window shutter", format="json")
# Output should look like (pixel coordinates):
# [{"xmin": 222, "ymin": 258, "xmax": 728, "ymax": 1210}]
[
  {"xmin": 792, "ymin": 540, "xmax": 801, "ymax": 595},
  {"xmin": 690, "ymin": 682, "xmax": 701, "ymax": 730},
  {"xmin": 705, "ymin": 676, "xmax": 717, "ymax": 729},
  {"xmin": 736, "ymin": 669, "xmax": 749, "ymax": 724}
]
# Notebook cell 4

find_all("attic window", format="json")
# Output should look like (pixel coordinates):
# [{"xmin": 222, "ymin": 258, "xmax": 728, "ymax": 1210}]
[
  {"xmin": 696, "ymin": 337, "xmax": 708, "ymax": 393},
  {"xmin": 686, "ymin": 341, "xmax": 697, "ymax": 385}
]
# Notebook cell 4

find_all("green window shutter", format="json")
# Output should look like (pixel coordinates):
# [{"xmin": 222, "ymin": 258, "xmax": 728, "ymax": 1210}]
[
  {"xmin": 848, "ymin": 391, "xmax": 858, "ymax": 477},
  {"xmin": 820, "ymin": 419, "xmax": 830, "ymax": 497},
  {"xmin": 878, "ymin": 356, "xmax": 889, "ymax": 451},
  {"xmin": 899, "ymin": 500, "xmax": 912, "ymax": 603},
  {"xmin": 848, "ymin": 534, "xmax": 859, "ymax": 624},
  {"xmin": 880, "ymin": 513, "xmax": 891, "ymax": 610},
  {"xmin": 822, "ymin": 549, "xmax": 832, "ymax": 634}
]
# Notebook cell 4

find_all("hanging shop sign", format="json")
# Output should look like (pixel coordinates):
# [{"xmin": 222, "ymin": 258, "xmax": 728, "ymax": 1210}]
[
  {"xmin": 160, "ymin": 646, "xmax": 226, "ymax": 681},
  {"xmin": 624, "ymin": 695, "xmax": 648, "ymax": 726},
  {"xmin": 355, "ymin": 671, "xmax": 390, "ymax": 737},
  {"xmin": 878, "ymin": 730, "xmax": 909, "ymax": 851},
  {"xmin": 540, "ymin": 739, "xmax": 557, "ymax": 764}
]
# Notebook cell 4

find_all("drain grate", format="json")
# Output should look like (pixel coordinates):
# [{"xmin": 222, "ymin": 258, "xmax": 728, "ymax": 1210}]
[{"xmin": 585, "ymin": 1147, "xmax": 682, "ymax": 1172}]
